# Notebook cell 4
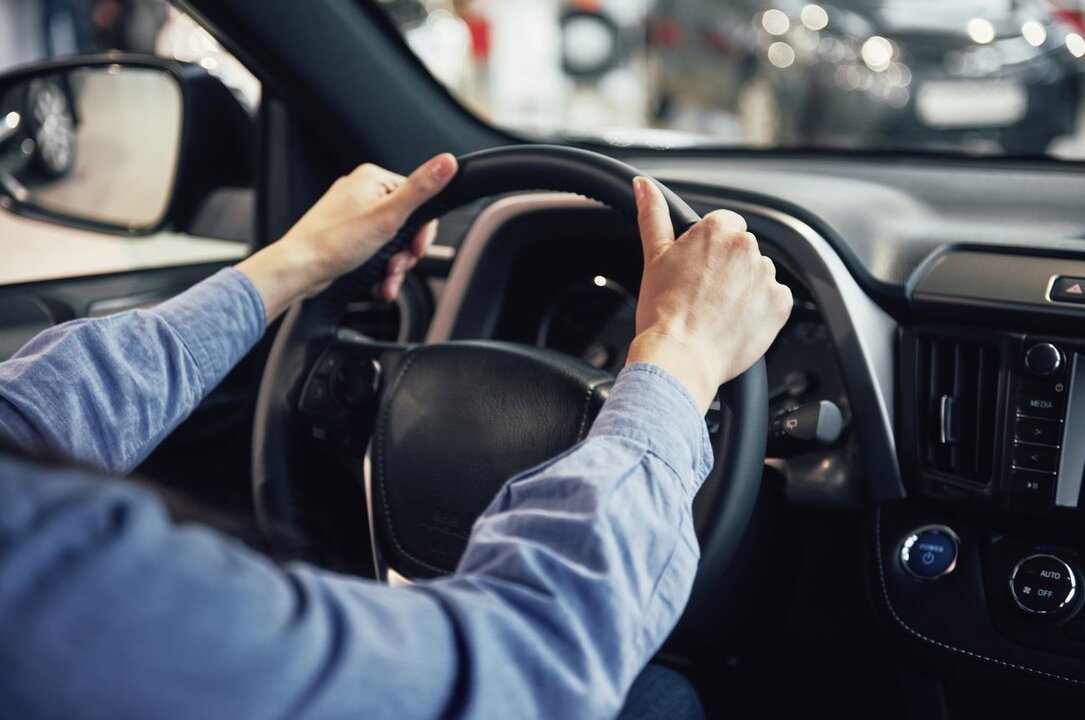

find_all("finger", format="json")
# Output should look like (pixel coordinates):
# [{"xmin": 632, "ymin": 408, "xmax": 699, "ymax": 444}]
[
  {"xmin": 381, "ymin": 273, "xmax": 406, "ymax": 301},
  {"xmin": 387, "ymin": 250, "xmax": 416, "ymax": 276},
  {"xmin": 701, "ymin": 210, "xmax": 748, "ymax": 239},
  {"xmin": 410, "ymin": 220, "xmax": 439, "ymax": 258},
  {"xmin": 382, "ymin": 153, "xmax": 458, "ymax": 225},
  {"xmin": 633, "ymin": 176, "xmax": 675, "ymax": 260}
]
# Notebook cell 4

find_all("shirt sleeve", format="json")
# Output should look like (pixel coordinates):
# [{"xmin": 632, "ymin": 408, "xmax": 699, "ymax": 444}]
[
  {"xmin": 0, "ymin": 268, "xmax": 267, "ymax": 474},
  {"xmin": 0, "ymin": 364, "xmax": 713, "ymax": 720}
]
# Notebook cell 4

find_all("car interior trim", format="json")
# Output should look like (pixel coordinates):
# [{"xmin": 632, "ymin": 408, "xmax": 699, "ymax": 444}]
[
  {"xmin": 875, "ymin": 506, "xmax": 1085, "ymax": 688},
  {"xmin": 361, "ymin": 437, "xmax": 422, "ymax": 587},
  {"xmin": 715, "ymin": 197, "xmax": 898, "ymax": 469},
  {"xmin": 914, "ymin": 251, "xmax": 1085, "ymax": 313},
  {"xmin": 1057, "ymin": 354, "xmax": 1085, "ymax": 509}
]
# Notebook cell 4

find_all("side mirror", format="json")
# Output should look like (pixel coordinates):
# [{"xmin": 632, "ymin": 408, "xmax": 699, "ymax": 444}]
[{"xmin": 0, "ymin": 55, "xmax": 254, "ymax": 237}]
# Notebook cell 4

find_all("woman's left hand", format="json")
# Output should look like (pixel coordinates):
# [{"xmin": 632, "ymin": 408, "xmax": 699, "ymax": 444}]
[{"xmin": 238, "ymin": 153, "xmax": 458, "ymax": 322}]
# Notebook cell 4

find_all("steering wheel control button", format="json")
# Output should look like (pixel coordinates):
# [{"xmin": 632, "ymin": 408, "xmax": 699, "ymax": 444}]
[
  {"xmin": 1016, "ymin": 392, "xmax": 1062, "ymax": 420},
  {"xmin": 314, "ymin": 351, "xmax": 346, "ymax": 377},
  {"xmin": 1025, "ymin": 343, "xmax": 1064, "ymax": 377},
  {"xmin": 1010, "ymin": 554, "xmax": 1076, "ymax": 616},
  {"xmin": 1014, "ymin": 418, "xmax": 1061, "ymax": 445},
  {"xmin": 900, "ymin": 525, "xmax": 959, "ymax": 581},
  {"xmin": 1010, "ymin": 471, "xmax": 1055, "ymax": 498},
  {"xmin": 300, "ymin": 378, "xmax": 339, "ymax": 417},
  {"xmin": 1050, "ymin": 276, "xmax": 1085, "ymax": 305},
  {"xmin": 330, "ymin": 358, "xmax": 381, "ymax": 409}
]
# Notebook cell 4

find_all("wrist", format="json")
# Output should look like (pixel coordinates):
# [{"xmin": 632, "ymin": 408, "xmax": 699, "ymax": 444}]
[
  {"xmin": 626, "ymin": 331, "xmax": 721, "ymax": 414},
  {"xmin": 236, "ymin": 237, "xmax": 326, "ymax": 323}
]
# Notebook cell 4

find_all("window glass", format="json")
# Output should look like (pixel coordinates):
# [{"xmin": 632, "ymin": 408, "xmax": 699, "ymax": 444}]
[{"xmin": 376, "ymin": 0, "xmax": 1085, "ymax": 158}]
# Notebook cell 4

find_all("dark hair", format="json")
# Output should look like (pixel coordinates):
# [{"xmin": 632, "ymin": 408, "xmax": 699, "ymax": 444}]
[{"xmin": 0, "ymin": 433, "xmax": 290, "ymax": 557}]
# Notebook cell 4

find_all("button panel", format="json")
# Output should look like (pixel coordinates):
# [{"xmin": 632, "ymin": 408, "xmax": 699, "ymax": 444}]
[{"xmin": 1009, "ymin": 341, "xmax": 1069, "ymax": 512}]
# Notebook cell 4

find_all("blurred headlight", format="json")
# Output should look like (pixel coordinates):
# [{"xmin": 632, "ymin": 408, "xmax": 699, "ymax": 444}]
[
  {"xmin": 1021, "ymin": 20, "xmax": 1046, "ymax": 48},
  {"xmin": 967, "ymin": 18, "xmax": 995, "ymax": 45},
  {"xmin": 1067, "ymin": 33, "xmax": 1085, "ymax": 58},
  {"xmin": 761, "ymin": 9, "xmax": 790, "ymax": 36},
  {"xmin": 800, "ymin": 4, "xmax": 828, "ymax": 32},
  {"xmin": 861, "ymin": 36, "xmax": 893, "ymax": 72}
]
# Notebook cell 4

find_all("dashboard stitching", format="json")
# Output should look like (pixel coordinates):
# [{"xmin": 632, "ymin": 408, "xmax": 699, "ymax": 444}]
[
  {"xmin": 374, "ymin": 348, "xmax": 448, "ymax": 575},
  {"xmin": 874, "ymin": 506, "xmax": 1085, "ymax": 687}
]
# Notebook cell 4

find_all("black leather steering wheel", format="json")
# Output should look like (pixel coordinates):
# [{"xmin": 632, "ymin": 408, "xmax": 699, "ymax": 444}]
[{"xmin": 252, "ymin": 145, "xmax": 767, "ymax": 643}]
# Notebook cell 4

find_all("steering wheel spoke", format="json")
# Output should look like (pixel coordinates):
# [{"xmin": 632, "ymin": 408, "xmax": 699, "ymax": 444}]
[{"xmin": 298, "ymin": 340, "xmax": 409, "ymax": 458}]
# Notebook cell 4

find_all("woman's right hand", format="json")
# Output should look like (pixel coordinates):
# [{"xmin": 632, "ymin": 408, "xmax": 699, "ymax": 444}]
[{"xmin": 625, "ymin": 176, "xmax": 793, "ymax": 413}]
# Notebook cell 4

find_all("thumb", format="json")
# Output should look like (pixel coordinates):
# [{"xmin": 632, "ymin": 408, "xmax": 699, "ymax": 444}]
[
  {"xmin": 382, "ymin": 153, "xmax": 458, "ymax": 226},
  {"xmin": 634, "ymin": 177, "xmax": 674, "ymax": 260}
]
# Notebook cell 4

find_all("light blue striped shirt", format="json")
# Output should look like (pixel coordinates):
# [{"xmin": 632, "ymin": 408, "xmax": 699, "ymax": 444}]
[{"xmin": 0, "ymin": 268, "xmax": 712, "ymax": 720}]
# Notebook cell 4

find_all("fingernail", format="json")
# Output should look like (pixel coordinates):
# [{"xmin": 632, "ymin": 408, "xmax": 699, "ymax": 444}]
[
  {"xmin": 389, "ymin": 256, "xmax": 407, "ymax": 274},
  {"xmin": 431, "ymin": 154, "xmax": 453, "ymax": 181},
  {"xmin": 633, "ymin": 177, "xmax": 645, "ymax": 201}
]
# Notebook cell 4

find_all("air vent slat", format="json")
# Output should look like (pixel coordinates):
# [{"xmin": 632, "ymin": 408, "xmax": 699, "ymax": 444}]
[{"xmin": 918, "ymin": 335, "xmax": 999, "ymax": 485}]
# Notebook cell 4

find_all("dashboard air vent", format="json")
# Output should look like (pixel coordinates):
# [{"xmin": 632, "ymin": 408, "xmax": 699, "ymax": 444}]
[{"xmin": 918, "ymin": 336, "xmax": 999, "ymax": 484}]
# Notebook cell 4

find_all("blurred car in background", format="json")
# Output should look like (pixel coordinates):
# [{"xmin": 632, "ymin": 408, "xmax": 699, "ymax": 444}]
[{"xmin": 647, "ymin": 0, "xmax": 1085, "ymax": 154}]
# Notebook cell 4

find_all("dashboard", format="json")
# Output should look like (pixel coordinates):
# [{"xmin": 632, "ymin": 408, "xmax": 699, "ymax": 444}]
[{"xmin": 416, "ymin": 157, "xmax": 1085, "ymax": 700}]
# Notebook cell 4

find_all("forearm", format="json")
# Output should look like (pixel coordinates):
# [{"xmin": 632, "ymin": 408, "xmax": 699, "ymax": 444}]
[
  {"xmin": 436, "ymin": 364, "xmax": 714, "ymax": 717},
  {"xmin": 0, "ymin": 365, "xmax": 711, "ymax": 720},
  {"xmin": 0, "ymin": 268, "xmax": 265, "ymax": 473}
]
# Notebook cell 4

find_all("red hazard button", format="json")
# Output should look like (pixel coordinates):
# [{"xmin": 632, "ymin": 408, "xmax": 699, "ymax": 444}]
[{"xmin": 1051, "ymin": 276, "xmax": 1085, "ymax": 304}]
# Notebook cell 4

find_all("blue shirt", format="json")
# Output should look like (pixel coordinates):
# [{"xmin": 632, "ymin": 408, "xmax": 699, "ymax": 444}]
[{"xmin": 0, "ymin": 268, "xmax": 713, "ymax": 720}]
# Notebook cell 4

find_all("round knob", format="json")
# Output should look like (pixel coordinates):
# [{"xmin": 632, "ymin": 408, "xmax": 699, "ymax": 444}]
[
  {"xmin": 900, "ymin": 525, "xmax": 959, "ymax": 581},
  {"xmin": 1025, "ymin": 343, "xmax": 1063, "ymax": 377},
  {"xmin": 1009, "ymin": 554, "xmax": 1077, "ymax": 616}
]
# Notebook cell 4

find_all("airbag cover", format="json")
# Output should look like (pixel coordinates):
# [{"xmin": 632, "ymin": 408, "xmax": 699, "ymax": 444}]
[{"xmin": 369, "ymin": 341, "xmax": 612, "ymax": 578}]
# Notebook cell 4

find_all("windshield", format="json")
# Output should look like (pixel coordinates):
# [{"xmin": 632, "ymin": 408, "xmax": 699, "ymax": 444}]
[{"xmin": 376, "ymin": 0, "xmax": 1085, "ymax": 158}]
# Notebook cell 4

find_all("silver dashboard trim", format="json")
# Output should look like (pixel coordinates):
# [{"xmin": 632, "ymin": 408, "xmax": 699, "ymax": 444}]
[
  {"xmin": 426, "ymin": 192, "xmax": 898, "ymax": 473},
  {"xmin": 706, "ymin": 198, "xmax": 899, "ymax": 464},
  {"xmin": 1057, "ymin": 354, "xmax": 1085, "ymax": 509},
  {"xmin": 426, "ymin": 193, "xmax": 605, "ymax": 344}
]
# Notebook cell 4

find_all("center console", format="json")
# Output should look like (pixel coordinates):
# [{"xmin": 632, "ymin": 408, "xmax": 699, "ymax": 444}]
[{"xmin": 880, "ymin": 289, "xmax": 1085, "ymax": 687}]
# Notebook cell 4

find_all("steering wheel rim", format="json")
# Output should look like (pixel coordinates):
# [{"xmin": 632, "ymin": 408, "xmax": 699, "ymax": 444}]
[{"xmin": 252, "ymin": 145, "xmax": 767, "ymax": 643}]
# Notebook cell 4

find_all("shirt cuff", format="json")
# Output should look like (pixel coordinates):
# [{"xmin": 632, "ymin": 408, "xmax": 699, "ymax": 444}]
[
  {"xmin": 150, "ymin": 267, "xmax": 267, "ymax": 394},
  {"xmin": 588, "ymin": 363, "xmax": 714, "ymax": 492}
]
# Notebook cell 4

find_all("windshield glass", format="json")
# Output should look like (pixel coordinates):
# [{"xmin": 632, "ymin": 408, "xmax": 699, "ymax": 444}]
[{"xmin": 376, "ymin": 0, "xmax": 1085, "ymax": 158}]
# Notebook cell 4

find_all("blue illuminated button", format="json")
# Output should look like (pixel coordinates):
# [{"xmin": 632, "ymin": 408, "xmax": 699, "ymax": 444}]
[{"xmin": 900, "ymin": 525, "xmax": 959, "ymax": 580}]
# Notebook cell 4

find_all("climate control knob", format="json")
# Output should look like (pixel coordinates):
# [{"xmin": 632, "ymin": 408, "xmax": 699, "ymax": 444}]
[
  {"xmin": 1024, "ymin": 343, "xmax": 1063, "ymax": 378},
  {"xmin": 1009, "ymin": 554, "xmax": 1076, "ymax": 616}
]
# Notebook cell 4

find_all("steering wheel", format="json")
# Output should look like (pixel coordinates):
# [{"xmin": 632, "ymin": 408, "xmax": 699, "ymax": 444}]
[{"xmin": 252, "ymin": 145, "xmax": 767, "ymax": 643}]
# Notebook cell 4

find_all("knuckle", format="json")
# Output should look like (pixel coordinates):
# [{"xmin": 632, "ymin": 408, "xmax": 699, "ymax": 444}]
[
  {"xmin": 760, "ymin": 254, "xmax": 776, "ymax": 276},
  {"xmin": 705, "ymin": 209, "xmax": 747, "ymax": 233},
  {"xmin": 774, "ymin": 283, "xmax": 794, "ymax": 314},
  {"xmin": 722, "ymin": 229, "xmax": 752, "ymax": 252}
]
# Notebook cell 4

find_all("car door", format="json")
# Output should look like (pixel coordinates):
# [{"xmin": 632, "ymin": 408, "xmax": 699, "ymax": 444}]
[{"xmin": 0, "ymin": 0, "xmax": 262, "ymax": 505}]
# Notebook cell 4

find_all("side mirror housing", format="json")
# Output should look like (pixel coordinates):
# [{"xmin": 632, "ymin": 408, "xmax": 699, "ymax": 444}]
[{"xmin": 0, "ymin": 54, "xmax": 254, "ymax": 237}]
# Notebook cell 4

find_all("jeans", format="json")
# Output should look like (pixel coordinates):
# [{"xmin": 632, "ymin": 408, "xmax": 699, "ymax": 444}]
[{"xmin": 618, "ymin": 664, "xmax": 706, "ymax": 720}]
